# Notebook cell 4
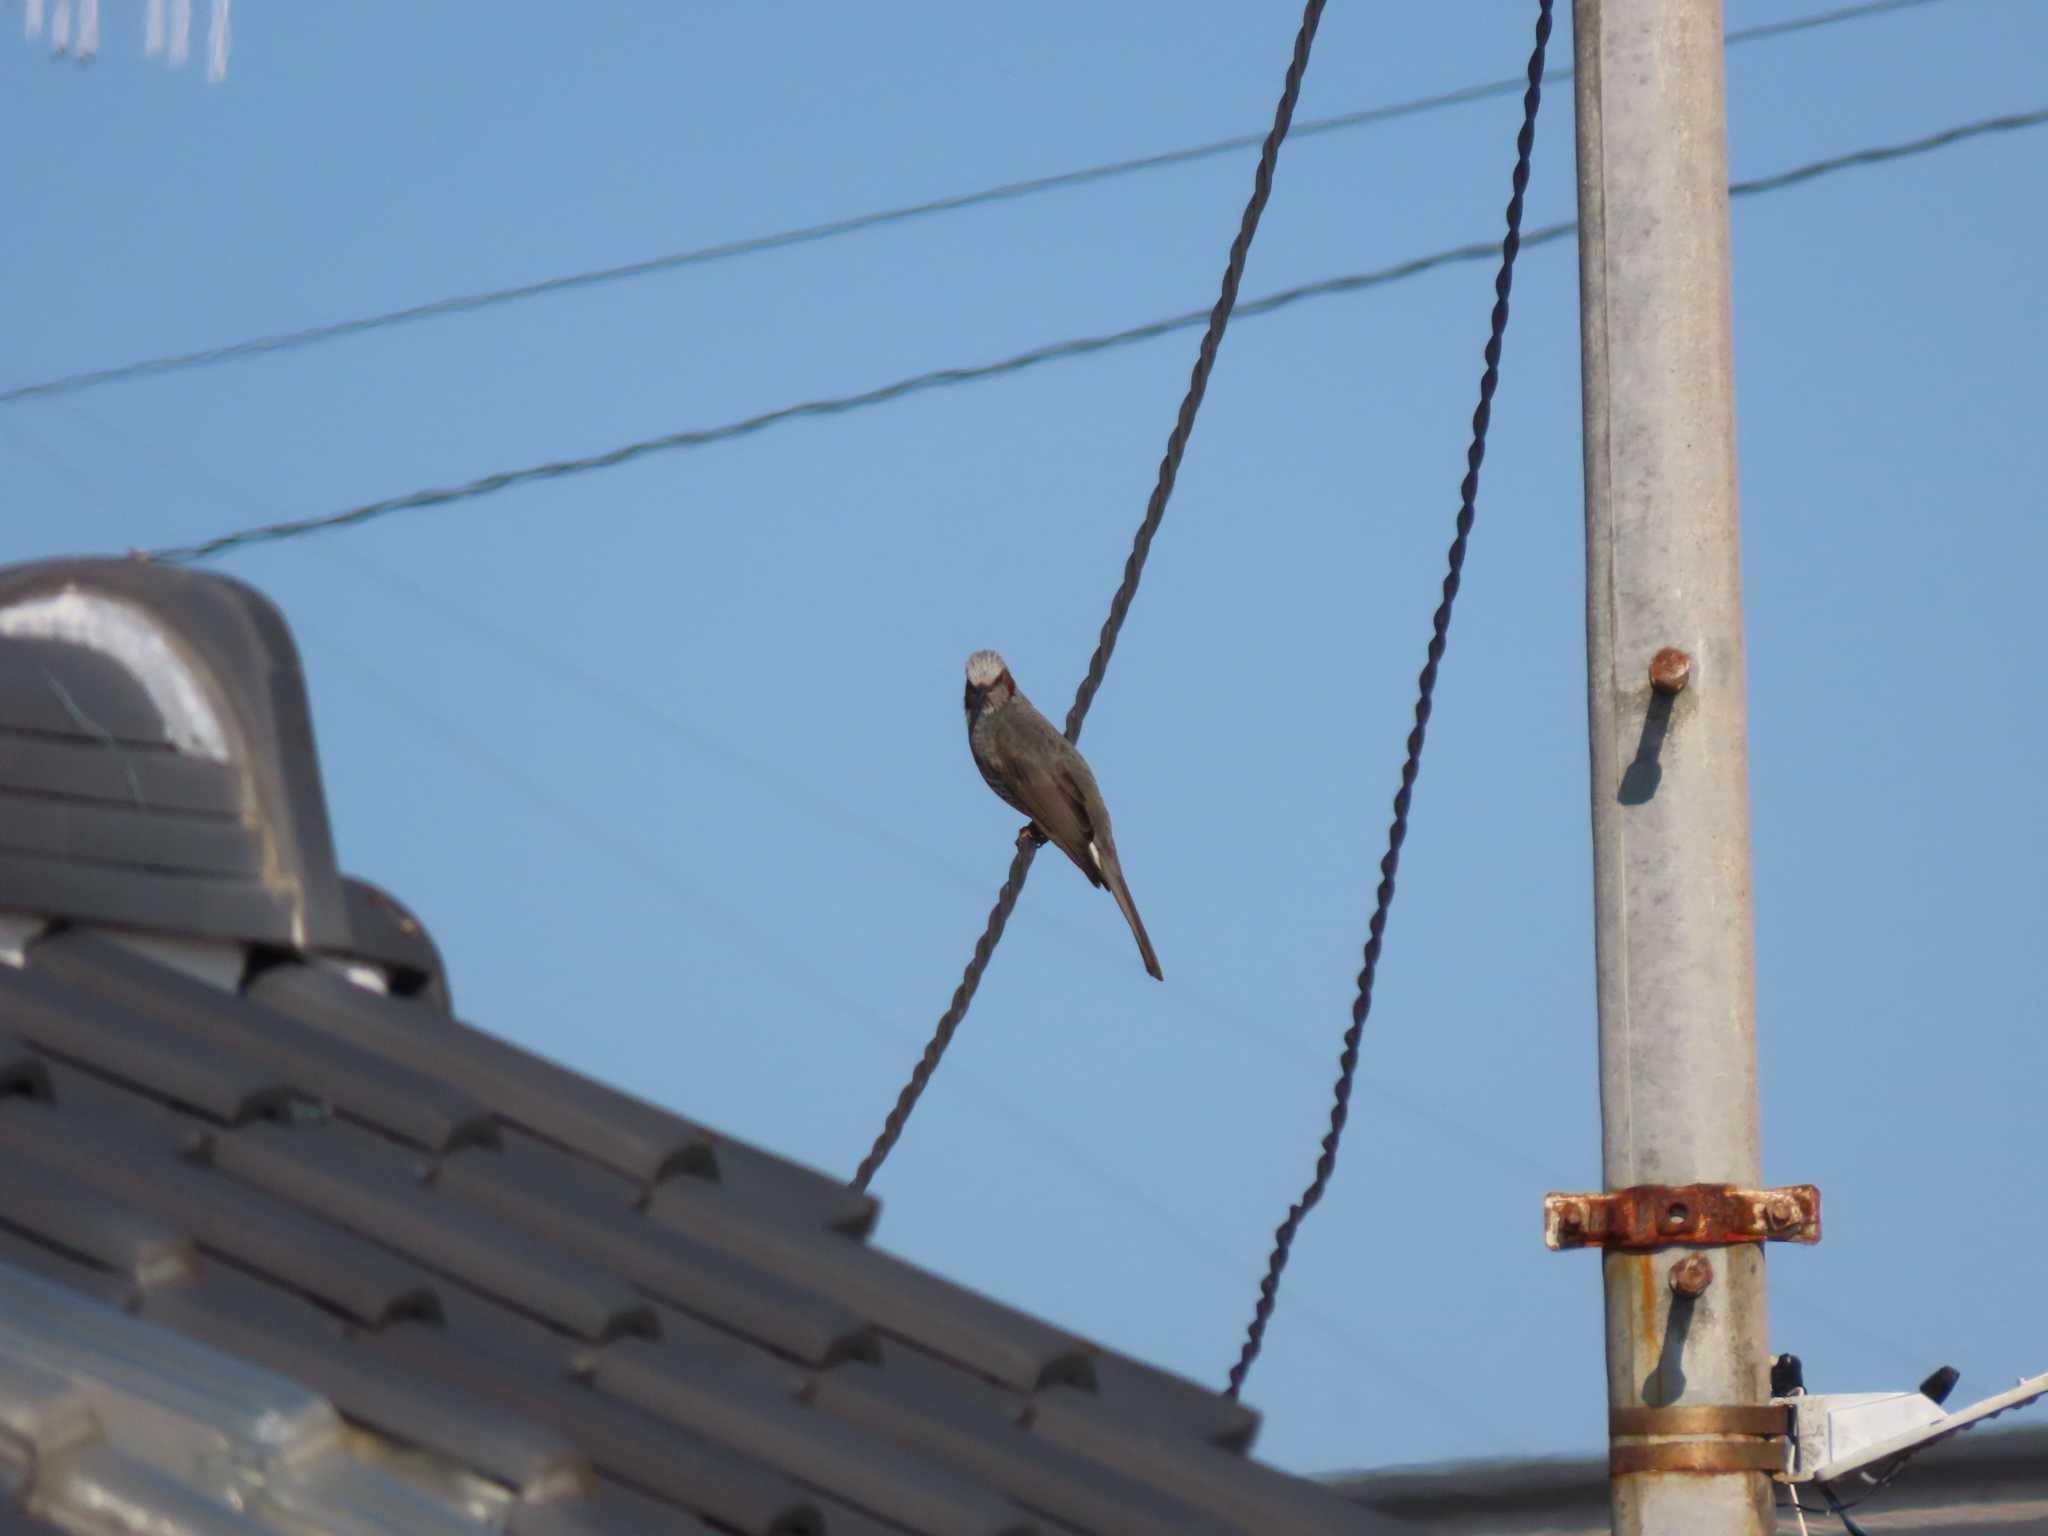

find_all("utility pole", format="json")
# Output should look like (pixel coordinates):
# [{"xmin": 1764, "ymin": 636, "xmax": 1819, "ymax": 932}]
[{"xmin": 1567, "ymin": 3, "xmax": 1794, "ymax": 1533}]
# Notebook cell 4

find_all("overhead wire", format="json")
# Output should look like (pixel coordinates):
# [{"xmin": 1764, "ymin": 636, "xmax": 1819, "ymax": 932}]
[
  {"xmin": 849, "ymin": 0, "xmax": 1331, "ymax": 1193},
  {"xmin": 0, "ymin": 0, "xmax": 1960, "ymax": 409},
  {"xmin": 1227, "ymin": 0, "xmax": 1553, "ymax": 1398},
  {"xmin": 144, "ymin": 105, "xmax": 2048, "ymax": 567}
]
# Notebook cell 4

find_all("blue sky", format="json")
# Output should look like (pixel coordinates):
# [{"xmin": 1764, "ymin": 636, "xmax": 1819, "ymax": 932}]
[{"xmin": 4, "ymin": 0, "xmax": 2045, "ymax": 1478}]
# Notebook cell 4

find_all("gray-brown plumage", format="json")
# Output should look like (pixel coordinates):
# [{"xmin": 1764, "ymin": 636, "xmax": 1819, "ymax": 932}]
[{"xmin": 963, "ymin": 649, "xmax": 1162, "ymax": 980}]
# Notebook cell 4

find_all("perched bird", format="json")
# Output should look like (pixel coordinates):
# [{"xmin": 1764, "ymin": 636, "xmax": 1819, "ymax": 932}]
[{"xmin": 963, "ymin": 650, "xmax": 1163, "ymax": 980}]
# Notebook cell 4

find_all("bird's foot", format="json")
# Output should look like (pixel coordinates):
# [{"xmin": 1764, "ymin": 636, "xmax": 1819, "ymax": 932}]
[{"xmin": 1015, "ymin": 822, "xmax": 1049, "ymax": 851}]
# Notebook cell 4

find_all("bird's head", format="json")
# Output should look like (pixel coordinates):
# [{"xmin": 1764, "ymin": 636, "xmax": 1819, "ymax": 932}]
[{"xmin": 964, "ymin": 649, "xmax": 1016, "ymax": 719}]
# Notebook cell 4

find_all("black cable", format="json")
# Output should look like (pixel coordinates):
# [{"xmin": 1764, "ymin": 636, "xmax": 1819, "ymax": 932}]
[
  {"xmin": 1821, "ymin": 1484, "xmax": 1877, "ymax": 1536},
  {"xmin": 849, "ymin": 0, "xmax": 1330, "ymax": 1194},
  {"xmin": 146, "ymin": 235, "xmax": 1560, "ymax": 563},
  {"xmin": 1729, "ymin": 105, "xmax": 2047, "ymax": 194},
  {"xmin": 1224, "ymin": 0, "xmax": 1554, "ymax": 1400},
  {"xmin": 0, "ymin": 0, "xmax": 1959, "ymax": 409},
  {"xmin": 1825, "ymin": 1458, "xmax": 1908, "ymax": 1513},
  {"xmin": 143, "ymin": 105, "xmax": 2048, "ymax": 567}
]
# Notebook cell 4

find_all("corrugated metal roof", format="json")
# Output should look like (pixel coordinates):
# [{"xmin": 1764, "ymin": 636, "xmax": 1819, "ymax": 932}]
[{"xmin": 0, "ymin": 558, "xmax": 1386, "ymax": 1536}]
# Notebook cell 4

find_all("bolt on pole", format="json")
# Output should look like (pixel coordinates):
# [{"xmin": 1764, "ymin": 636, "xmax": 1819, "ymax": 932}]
[{"xmin": 1573, "ymin": 2, "xmax": 1773, "ymax": 1533}]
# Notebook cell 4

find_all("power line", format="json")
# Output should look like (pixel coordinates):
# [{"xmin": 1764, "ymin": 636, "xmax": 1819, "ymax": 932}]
[
  {"xmin": 850, "ymin": 0, "xmax": 1332, "ymax": 1194},
  {"xmin": 1226, "ymin": 0, "xmax": 1554, "ymax": 1400},
  {"xmin": 0, "ymin": 0, "xmax": 1957, "ymax": 410},
  {"xmin": 147, "ymin": 106, "xmax": 2048, "ymax": 568},
  {"xmin": 1717, "ymin": 105, "xmax": 2046, "ymax": 194}
]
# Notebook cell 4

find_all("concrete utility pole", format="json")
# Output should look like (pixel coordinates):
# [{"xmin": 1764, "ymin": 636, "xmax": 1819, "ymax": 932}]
[{"xmin": 1571, "ymin": 3, "xmax": 1779, "ymax": 1533}]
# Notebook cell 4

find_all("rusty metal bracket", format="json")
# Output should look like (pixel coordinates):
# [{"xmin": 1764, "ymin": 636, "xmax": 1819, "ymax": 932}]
[
  {"xmin": 1611, "ymin": 1405, "xmax": 1788, "ymax": 1438},
  {"xmin": 1610, "ymin": 1403, "xmax": 1791, "ymax": 1477},
  {"xmin": 1610, "ymin": 1441, "xmax": 1786, "ymax": 1475},
  {"xmin": 1544, "ymin": 1183, "xmax": 1820, "ymax": 1251}
]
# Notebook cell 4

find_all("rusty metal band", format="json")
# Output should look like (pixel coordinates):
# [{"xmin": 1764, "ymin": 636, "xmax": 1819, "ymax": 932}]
[
  {"xmin": 1610, "ymin": 1441, "xmax": 1786, "ymax": 1475},
  {"xmin": 1611, "ymin": 1405, "xmax": 1788, "ymax": 1437},
  {"xmin": 1545, "ymin": 1183, "xmax": 1823, "ymax": 1250}
]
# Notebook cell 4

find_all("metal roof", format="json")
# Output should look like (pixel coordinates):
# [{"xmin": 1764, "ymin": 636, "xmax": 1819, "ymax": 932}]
[{"xmin": 0, "ymin": 559, "xmax": 1386, "ymax": 1536}]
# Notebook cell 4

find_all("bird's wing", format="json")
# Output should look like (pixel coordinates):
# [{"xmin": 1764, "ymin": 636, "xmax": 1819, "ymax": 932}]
[{"xmin": 992, "ymin": 712, "xmax": 1104, "ymax": 886}]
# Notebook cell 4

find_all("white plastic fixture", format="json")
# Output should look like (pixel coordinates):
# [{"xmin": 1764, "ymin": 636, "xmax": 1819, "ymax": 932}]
[{"xmin": 1781, "ymin": 1368, "xmax": 2048, "ymax": 1488}]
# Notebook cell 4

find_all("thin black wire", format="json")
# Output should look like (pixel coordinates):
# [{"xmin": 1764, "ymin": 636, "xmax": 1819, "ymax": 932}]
[
  {"xmin": 1727, "ymin": 105, "xmax": 2046, "ymax": 193},
  {"xmin": 1224, "ymin": 0, "xmax": 1554, "ymax": 1400},
  {"xmin": 849, "ymin": 0, "xmax": 1330, "ymax": 1194},
  {"xmin": 142, "ymin": 104, "xmax": 2048, "ymax": 567},
  {"xmin": 1821, "ymin": 1485, "xmax": 1877, "ymax": 1536},
  {"xmin": 0, "ymin": 0, "xmax": 1956, "ymax": 410}
]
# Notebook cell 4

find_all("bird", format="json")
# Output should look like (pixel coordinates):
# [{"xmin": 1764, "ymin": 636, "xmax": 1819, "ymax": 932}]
[{"xmin": 963, "ymin": 649, "xmax": 1163, "ymax": 980}]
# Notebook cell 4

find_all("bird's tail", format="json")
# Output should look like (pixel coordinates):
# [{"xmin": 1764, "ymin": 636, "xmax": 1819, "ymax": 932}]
[{"xmin": 1102, "ymin": 859, "xmax": 1163, "ymax": 982}]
